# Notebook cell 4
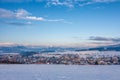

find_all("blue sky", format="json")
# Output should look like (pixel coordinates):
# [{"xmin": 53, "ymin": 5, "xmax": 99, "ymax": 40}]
[{"xmin": 0, "ymin": 0, "xmax": 120, "ymax": 47}]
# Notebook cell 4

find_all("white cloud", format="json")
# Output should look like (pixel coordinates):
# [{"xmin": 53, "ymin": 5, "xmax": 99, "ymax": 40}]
[
  {"xmin": 0, "ymin": 0, "xmax": 119, "ymax": 7},
  {"xmin": 2, "ymin": 8, "xmax": 45, "ymax": 21},
  {"xmin": 25, "ymin": 16, "xmax": 45, "ymax": 21},
  {"xmin": 93, "ymin": 0, "xmax": 116, "ymax": 3},
  {"xmin": 44, "ymin": 0, "xmax": 118, "ymax": 7},
  {"xmin": 46, "ymin": 19, "xmax": 64, "ymax": 22},
  {"xmin": 15, "ymin": 9, "xmax": 30, "ymax": 19},
  {"xmin": 0, "ymin": 8, "xmax": 15, "ymax": 18},
  {"xmin": 78, "ymin": 0, "xmax": 117, "ymax": 6},
  {"xmin": 0, "ymin": 8, "xmax": 71, "ymax": 23},
  {"xmin": 15, "ymin": 9, "xmax": 45, "ymax": 21},
  {"xmin": 46, "ymin": 0, "xmax": 74, "ymax": 8}
]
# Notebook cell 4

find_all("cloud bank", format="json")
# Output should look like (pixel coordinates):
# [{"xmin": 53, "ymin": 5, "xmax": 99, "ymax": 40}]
[{"xmin": 89, "ymin": 36, "xmax": 120, "ymax": 42}]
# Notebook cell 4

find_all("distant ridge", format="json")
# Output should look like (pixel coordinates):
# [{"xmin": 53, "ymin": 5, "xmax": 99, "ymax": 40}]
[{"xmin": 76, "ymin": 44, "xmax": 120, "ymax": 51}]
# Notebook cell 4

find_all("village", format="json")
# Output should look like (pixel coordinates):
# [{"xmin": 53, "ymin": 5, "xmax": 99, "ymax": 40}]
[{"xmin": 0, "ymin": 52, "xmax": 120, "ymax": 65}]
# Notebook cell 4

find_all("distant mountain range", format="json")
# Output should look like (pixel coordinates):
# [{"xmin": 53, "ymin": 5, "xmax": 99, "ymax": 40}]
[
  {"xmin": 0, "ymin": 44, "xmax": 120, "ymax": 55},
  {"xmin": 0, "ymin": 46, "xmax": 68, "ymax": 53}
]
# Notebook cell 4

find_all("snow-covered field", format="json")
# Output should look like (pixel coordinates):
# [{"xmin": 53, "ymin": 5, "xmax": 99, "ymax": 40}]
[{"xmin": 0, "ymin": 65, "xmax": 120, "ymax": 80}]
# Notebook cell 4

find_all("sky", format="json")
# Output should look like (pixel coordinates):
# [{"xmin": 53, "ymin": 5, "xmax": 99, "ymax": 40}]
[{"xmin": 0, "ymin": 0, "xmax": 120, "ymax": 47}]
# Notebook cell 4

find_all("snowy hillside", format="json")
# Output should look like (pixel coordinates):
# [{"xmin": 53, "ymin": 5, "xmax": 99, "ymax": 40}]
[{"xmin": 0, "ymin": 65, "xmax": 120, "ymax": 80}]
